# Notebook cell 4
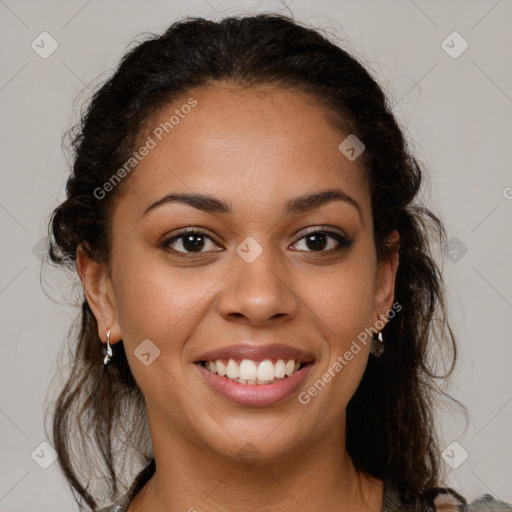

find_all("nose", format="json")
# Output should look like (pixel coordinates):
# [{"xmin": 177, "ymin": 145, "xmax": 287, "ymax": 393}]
[{"xmin": 217, "ymin": 246, "xmax": 299, "ymax": 326}]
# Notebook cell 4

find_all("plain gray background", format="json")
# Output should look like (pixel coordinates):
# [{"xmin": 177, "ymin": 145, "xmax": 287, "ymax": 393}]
[{"xmin": 0, "ymin": 0, "xmax": 511, "ymax": 510}]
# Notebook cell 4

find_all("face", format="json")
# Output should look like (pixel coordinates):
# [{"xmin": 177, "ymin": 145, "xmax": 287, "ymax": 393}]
[{"xmin": 78, "ymin": 83, "xmax": 399, "ymax": 463}]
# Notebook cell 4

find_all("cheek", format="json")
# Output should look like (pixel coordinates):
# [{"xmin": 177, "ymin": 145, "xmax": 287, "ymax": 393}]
[
  {"xmin": 117, "ymin": 277, "xmax": 196, "ymax": 336},
  {"xmin": 305, "ymin": 259, "xmax": 377, "ymax": 344},
  {"xmin": 111, "ymin": 254, "xmax": 214, "ymax": 415},
  {"xmin": 110, "ymin": 248, "xmax": 206, "ymax": 351},
  {"xmin": 299, "ymin": 266, "xmax": 375, "ymax": 425}
]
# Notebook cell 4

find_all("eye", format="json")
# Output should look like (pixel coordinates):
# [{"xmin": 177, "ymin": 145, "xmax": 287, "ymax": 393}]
[
  {"xmin": 290, "ymin": 229, "xmax": 353, "ymax": 253},
  {"xmin": 160, "ymin": 229, "xmax": 222, "ymax": 255},
  {"xmin": 160, "ymin": 227, "xmax": 353, "ymax": 256}
]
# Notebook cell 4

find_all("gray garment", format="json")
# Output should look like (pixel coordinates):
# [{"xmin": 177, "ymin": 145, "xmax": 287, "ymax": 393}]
[
  {"xmin": 99, "ymin": 479, "xmax": 512, "ymax": 511},
  {"xmin": 380, "ymin": 480, "xmax": 512, "ymax": 512}
]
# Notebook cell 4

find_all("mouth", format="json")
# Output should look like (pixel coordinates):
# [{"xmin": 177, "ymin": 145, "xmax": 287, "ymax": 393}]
[
  {"xmin": 199, "ymin": 358, "xmax": 311, "ymax": 385},
  {"xmin": 194, "ymin": 344, "xmax": 315, "ymax": 407}
]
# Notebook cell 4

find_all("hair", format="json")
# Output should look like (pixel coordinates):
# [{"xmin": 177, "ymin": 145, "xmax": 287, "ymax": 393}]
[{"xmin": 45, "ymin": 12, "xmax": 465, "ymax": 511}]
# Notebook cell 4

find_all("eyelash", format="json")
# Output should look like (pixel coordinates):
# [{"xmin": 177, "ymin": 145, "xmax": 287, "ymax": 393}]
[{"xmin": 160, "ymin": 227, "xmax": 353, "ymax": 256}]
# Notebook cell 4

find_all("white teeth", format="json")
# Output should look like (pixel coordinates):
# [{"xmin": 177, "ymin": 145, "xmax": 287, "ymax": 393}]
[
  {"xmin": 239, "ymin": 359, "xmax": 257, "ymax": 381},
  {"xmin": 257, "ymin": 360, "xmax": 274, "ymax": 381},
  {"xmin": 274, "ymin": 360, "xmax": 286, "ymax": 378},
  {"xmin": 216, "ymin": 360, "xmax": 226, "ymax": 376},
  {"xmin": 203, "ymin": 358, "xmax": 305, "ymax": 384},
  {"xmin": 226, "ymin": 359, "xmax": 239, "ymax": 379}
]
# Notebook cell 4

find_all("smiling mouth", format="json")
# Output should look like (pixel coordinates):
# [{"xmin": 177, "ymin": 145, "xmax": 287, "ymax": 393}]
[{"xmin": 199, "ymin": 358, "xmax": 311, "ymax": 385}]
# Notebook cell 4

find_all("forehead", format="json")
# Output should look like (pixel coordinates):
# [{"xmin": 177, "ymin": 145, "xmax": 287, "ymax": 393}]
[{"xmin": 117, "ymin": 84, "xmax": 370, "ymax": 220}]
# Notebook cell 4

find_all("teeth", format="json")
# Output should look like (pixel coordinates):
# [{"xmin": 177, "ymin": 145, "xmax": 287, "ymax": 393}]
[
  {"xmin": 239, "ymin": 360, "xmax": 257, "ymax": 381},
  {"xmin": 215, "ymin": 360, "xmax": 226, "ymax": 376},
  {"xmin": 256, "ymin": 360, "xmax": 274, "ymax": 382},
  {"xmin": 285, "ymin": 360, "xmax": 295, "ymax": 376},
  {"xmin": 204, "ymin": 358, "xmax": 304, "ymax": 384},
  {"xmin": 274, "ymin": 360, "xmax": 286, "ymax": 378},
  {"xmin": 226, "ymin": 359, "xmax": 239, "ymax": 379}
]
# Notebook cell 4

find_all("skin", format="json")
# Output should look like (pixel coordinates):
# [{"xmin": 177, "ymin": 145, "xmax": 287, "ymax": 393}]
[{"xmin": 77, "ymin": 83, "xmax": 399, "ymax": 511}]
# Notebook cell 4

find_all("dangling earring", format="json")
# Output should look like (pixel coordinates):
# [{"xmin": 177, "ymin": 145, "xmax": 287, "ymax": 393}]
[
  {"xmin": 103, "ymin": 329, "xmax": 113, "ymax": 365},
  {"xmin": 370, "ymin": 331, "xmax": 384, "ymax": 357}
]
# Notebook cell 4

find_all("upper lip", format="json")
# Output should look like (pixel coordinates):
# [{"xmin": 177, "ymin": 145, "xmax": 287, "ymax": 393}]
[{"xmin": 195, "ymin": 343, "xmax": 315, "ymax": 363}]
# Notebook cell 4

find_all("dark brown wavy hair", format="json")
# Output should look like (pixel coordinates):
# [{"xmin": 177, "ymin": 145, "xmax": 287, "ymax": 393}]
[{"xmin": 44, "ymin": 13, "xmax": 465, "ymax": 511}]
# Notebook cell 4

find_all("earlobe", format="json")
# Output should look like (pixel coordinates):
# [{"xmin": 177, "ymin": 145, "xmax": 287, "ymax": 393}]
[
  {"xmin": 76, "ymin": 243, "xmax": 122, "ymax": 344},
  {"xmin": 374, "ymin": 230, "xmax": 400, "ymax": 321}
]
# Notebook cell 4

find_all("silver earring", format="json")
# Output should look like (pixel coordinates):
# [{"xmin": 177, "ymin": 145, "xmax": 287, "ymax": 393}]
[
  {"xmin": 103, "ymin": 329, "xmax": 113, "ymax": 365},
  {"xmin": 370, "ymin": 331, "xmax": 384, "ymax": 357}
]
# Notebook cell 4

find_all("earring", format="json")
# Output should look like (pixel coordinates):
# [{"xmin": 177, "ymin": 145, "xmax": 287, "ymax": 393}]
[
  {"xmin": 370, "ymin": 331, "xmax": 384, "ymax": 357},
  {"xmin": 103, "ymin": 329, "xmax": 113, "ymax": 365}
]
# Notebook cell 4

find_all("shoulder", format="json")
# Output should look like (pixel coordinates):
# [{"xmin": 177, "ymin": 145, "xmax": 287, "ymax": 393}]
[
  {"xmin": 96, "ymin": 480, "xmax": 512, "ymax": 512},
  {"xmin": 383, "ymin": 480, "xmax": 512, "ymax": 511},
  {"xmin": 465, "ymin": 494, "xmax": 512, "ymax": 511},
  {"xmin": 427, "ymin": 488, "xmax": 512, "ymax": 511}
]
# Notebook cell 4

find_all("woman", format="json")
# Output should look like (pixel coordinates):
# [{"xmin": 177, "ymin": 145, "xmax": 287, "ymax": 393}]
[{"xmin": 46, "ymin": 13, "xmax": 511, "ymax": 512}]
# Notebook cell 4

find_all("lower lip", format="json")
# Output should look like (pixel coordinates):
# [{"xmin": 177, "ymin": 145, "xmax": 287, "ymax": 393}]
[{"xmin": 196, "ymin": 363, "xmax": 313, "ymax": 407}]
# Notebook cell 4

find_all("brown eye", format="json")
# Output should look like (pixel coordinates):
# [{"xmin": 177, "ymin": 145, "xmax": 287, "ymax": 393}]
[
  {"xmin": 291, "ymin": 230, "xmax": 352, "ymax": 253},
  {"xmin": 161, "ymin": 230, "xmax": 221, "ymax": 254}
]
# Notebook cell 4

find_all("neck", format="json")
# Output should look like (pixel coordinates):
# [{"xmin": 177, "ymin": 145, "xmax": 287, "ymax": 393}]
[{"xmin": 128, "ymin": 412, "xmax": 383, "ymax": 512}]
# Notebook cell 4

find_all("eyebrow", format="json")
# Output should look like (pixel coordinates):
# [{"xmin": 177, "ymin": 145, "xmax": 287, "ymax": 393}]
[{"xmin": 141, "ymin": 187, "xmax": 363, "ymax": 221}]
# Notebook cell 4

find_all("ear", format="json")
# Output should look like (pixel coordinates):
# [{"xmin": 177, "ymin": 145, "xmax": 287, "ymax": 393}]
[
  {"xmin": 76, "ymin": 243, "xmax": 122, "ymax": 345},
  {"xmin": 373, "ymin": 230, "xmax": 400, "ymax": 325}
]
